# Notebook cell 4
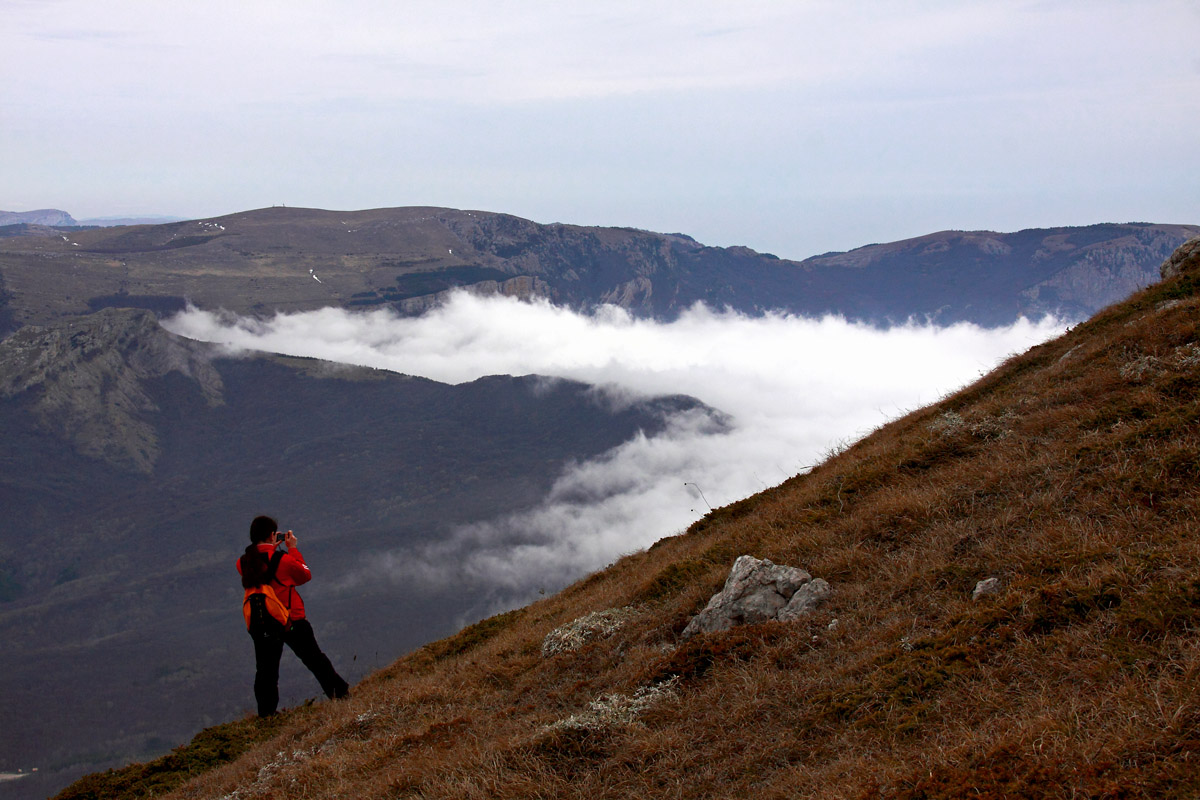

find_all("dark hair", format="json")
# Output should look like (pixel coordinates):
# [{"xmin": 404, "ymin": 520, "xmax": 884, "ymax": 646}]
[{"xmin": 249, "ymin": 515, "xmax": 278, "ymax": 544}]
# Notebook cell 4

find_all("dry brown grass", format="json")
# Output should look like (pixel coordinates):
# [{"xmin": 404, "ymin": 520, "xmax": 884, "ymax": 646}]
[{"xmin": 90, "ymin": 262, "xmax": 1200, "ymax": 798}]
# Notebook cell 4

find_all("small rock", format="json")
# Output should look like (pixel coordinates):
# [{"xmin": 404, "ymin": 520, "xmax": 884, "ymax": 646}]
[{"xmin": 972, "ymin": 577, "xmax": 1002, "ymax": 601}]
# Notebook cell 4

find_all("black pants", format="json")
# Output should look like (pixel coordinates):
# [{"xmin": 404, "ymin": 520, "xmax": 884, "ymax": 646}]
[{"xmin": 250, "ymin": 618, "xmax": 349, "ymax": 716}]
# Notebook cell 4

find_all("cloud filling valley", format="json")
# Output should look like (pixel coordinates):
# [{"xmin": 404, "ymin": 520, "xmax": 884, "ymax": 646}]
[{"xmin": 164, "ymin": 295, "xmax": 1065, "ymax": 603}]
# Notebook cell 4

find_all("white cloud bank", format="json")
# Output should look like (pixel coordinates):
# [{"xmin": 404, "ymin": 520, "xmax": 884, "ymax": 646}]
[{"xmin": 163, "ymin": 295, "xmax": 1065, "ymax": 600}]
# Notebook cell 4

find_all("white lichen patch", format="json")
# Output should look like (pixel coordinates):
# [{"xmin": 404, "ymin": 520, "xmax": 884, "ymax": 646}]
[
  {"xmin": 541, "ymin": 606, "xmax": 639, "ymax": 658},
  {"xmin": 1120, "ymin": 354, "xmax": 1160, "ymax": 382},
  {"xmin": 1119, "ymin": 343, "xmax": 1200, "ymax": 382},
  {"xmin": 542, "ymin": 678, "xmax": 680, "ymax": 733},
  {"xmin": 927, "ymin": 410, "xmax": 965, "ymax": 435},
  {"xmin": 215, "ymin": 745, "xmax": 317, "ymax": 800},
  {"xmin": 928, "ymin": 409, "xmax": 1014, "ymax": 441},
  {"xmin": 1171, "ymin": 343, "xmax": 1200, "ymax": 370}
]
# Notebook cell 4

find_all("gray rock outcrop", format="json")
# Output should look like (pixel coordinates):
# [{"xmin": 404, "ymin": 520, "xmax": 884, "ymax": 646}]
[
  {"xmin": 1161, "ymin": 236, "xmax": 1200, "ymax": 280},
  {"xmin": 681, "ymin": 555, "xmax": 831, "ymax": 639}
]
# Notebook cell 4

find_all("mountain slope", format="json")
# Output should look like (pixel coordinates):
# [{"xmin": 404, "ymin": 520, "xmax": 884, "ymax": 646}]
[
  {"xmin": 0, "ymin": 206, "xmax": 1193, "ymax": 330},
  {"xmin": 62, "ymin": 237, "xmax": 1200, "ymax": 799}
]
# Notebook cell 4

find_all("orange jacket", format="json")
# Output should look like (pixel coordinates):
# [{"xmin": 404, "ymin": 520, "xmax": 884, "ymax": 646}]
[{"xmin": 236, "ymin": 543, "xmax": 312, "ymax": 621}]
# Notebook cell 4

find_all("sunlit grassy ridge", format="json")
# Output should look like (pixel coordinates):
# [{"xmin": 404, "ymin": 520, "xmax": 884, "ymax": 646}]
[{"xmin": 59, "ymin": 245, "xmax": 1200, "ymax": 799}]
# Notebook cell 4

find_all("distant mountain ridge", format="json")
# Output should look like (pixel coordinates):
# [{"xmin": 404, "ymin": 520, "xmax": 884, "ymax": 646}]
[
  {"xmin": 0, "ymin": 209, "xmax": 180, "ymax": 228},
  {"xmin": 0, "ymin": 206, "xmax": 1194, "ymax": 333},
  {"xmin": 76, "ymin": 214, "xmax": 185, "ymax": 226}
]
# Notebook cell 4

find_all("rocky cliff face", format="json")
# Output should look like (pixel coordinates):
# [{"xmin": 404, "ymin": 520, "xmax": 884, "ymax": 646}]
[
  {"xmin": 396, "ymin": 274, "xmax": 553, "ymax": 314},
  {"xmin": 0, "ymin": 309, "xmax": 223, "ymax": 472},
  {"xmin": 0, "ymin": 209, "xmax": 78, "ymax": 227},
  {"xmin": 801, "ymin": 223, "xmax": 1200, "ymax": 324},
  {"xmin": 1017, "ymin": 226, "xmax": 1193, "ymax": 317}
]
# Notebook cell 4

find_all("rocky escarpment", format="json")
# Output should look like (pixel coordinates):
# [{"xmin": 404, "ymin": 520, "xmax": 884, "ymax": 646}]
[
  {"xmin": 0, "ymin": 209, "xmax": 78, "ymax": 227},
  {"xmin": 395, "ymin": 274, "xmax": 554, "ymax": 314},
  {"xmin": 0, "ymin": 308, "xmax": 223, "ymax": 472},
  {"xmin": 803, "ymin": 223, "xmax": 1200, "ymax": 324},
  {"xmin": 1018, "ymin": 226, "xmax": 1192, "ymax": 316}
]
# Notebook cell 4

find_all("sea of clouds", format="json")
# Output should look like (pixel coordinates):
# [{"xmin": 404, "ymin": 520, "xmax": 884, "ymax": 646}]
[{"xmin": 164, "ymin": 294, "xmax": 1065, "ymax": 603}]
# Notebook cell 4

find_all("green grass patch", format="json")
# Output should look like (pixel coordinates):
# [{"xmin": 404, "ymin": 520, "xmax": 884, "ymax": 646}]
[{"xmin": 51, "ymin": 713, "xmax": 295, "ymax": 800}]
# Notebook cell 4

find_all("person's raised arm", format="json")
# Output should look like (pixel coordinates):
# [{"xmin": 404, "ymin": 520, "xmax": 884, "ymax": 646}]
[{"xmin": 278, "ymin": 531, "xmax": 312, "ymax": 585}]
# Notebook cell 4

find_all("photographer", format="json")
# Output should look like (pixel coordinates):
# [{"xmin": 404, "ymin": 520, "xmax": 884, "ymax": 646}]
[{"xmin": 237, "ymin": 515, "xmax": 349, "ymax": 717}]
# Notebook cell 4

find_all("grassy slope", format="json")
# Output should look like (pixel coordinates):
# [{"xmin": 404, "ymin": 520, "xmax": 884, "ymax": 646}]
[{"xmin": 59, "ymin": 254, "xmax": 1200, "ymax": 799}]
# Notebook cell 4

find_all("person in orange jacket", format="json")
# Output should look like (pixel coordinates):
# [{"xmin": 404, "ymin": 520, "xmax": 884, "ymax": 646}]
[{"xmin": 237, "ymin": 515, "xmax": 349, "ymax": 716}]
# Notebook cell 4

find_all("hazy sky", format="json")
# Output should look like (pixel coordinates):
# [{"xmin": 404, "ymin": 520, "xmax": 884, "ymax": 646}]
[
  {"xmin": 164, "ymin": 298, "xmax": 1065, "ymax": 602},
  {"xmin": 3, "ymin": 1, "xmax": 1198, "ymax": 258}
]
